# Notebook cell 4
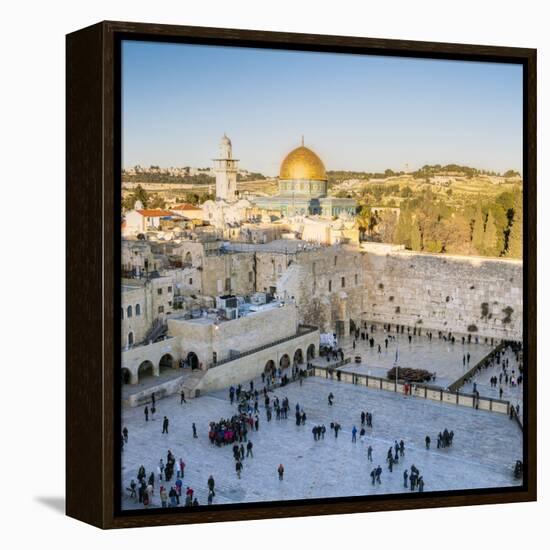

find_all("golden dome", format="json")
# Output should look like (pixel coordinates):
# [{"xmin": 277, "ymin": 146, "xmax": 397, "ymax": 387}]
[{"xmin": 279, "ymin": 145, "xmax": 327, "ymax": 181}]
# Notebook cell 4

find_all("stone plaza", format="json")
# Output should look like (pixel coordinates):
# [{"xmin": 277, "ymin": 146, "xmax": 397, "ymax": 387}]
[{"xmin": 121, "ymin": 371, "xmax": 522, "ymax": 509}]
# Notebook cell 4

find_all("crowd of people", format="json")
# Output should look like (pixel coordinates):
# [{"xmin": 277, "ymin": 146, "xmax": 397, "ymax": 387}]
[{"xmin": 121, "ymin": 322, "xmax": 524, "ymax": 510}]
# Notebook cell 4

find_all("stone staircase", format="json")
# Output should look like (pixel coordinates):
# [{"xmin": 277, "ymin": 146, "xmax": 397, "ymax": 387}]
[
  {"xmin": 181, "ymin": 369, "xmax": 207, "ymax": 399},
  {"xmin": 141, "ymin": 318, "xmax": 167, "ymax": 345}
]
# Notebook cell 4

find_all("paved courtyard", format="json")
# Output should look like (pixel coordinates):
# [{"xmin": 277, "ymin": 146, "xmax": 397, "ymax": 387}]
[
  {"xmin": 463, "ymin": 345, "xmax": 524, "ymax": 417},
  {"xmin": 331, "ymin": 328, "xmax": 494, "ymax": 389},
  {"xmin": 121, "ymin": 375, "xmax": 522, "ymax": 510}
]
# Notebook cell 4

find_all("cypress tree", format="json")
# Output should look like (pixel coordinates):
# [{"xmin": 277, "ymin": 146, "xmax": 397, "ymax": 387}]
[
  {"xmin": 507, "ymin": 196, "xmax": 523, "ymax": 258},
  {"xmin": 411, "ymin": 221, "xmax": 422, "ymax": 251},
  {"xmin": 483, "ymin": 211, "xmax": 498, "ymax": 256},
  {"xmin": 471, "ymin": 203, "xmax": 485, "ymax": 253}
]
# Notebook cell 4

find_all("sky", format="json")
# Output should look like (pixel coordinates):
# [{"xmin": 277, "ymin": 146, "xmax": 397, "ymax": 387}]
[{"xmin": 122, "ymin": 40, "xmax": 523, "ymax": 176}]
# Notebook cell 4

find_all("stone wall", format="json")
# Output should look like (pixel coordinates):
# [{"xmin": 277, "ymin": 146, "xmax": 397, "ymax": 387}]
[
  {"xmin": 121, "ymin": 337, "xmax": 181, "ymax": 383},
  {"xmin": 360, "ymin": 250, "xmax": 523, "ymax": 340},
  {"xmin": 194, "ymin": 330, "xmax": 318, "ymax": 394},
  {"xmin": 167, "ymin": 303, "xmax": 299, "ymax": 368}
]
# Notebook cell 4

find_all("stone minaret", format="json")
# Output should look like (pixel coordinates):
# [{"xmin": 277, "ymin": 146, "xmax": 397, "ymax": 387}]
[{"xmin": 213, "ymin": 134, "xmax": 238, "ymax": 201}]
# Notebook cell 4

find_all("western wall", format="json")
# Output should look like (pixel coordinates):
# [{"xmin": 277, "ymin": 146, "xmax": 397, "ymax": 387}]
[{"xmin": 280, "ymin": 245, "xmax": 523, "ymax": 341}]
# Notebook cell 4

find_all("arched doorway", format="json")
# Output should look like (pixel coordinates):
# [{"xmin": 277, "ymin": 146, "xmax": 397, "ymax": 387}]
[
  {"xmin": 264, "ymin": 359, "xmax": 276, "ymax": 376},
  {"xmin": 279, "ymin": 354, "xmax": 290, "ymax": 370},
  {"xmin": 307, "ymin": 344, "xmax": 316, "ymax": 360},
  {"xmin": 184, "ymin": 251, "xmax": 192, "ymax": 265},
  {"xmin": 121, "ymin": 368, "xmax": 132, "ymax": 385},
  {"xmin": 159, "ymin": 353, "xmax": 174, "ymax": 373},
  {"xmin": 187, "ymin": 352, "xmax": 199, "ymax": 370},
  {"xmin": 293, "ymin": 348, "xmax": 304, "ymax": 366},
  {"xmin": 137, "ymin": 360, "xmax": 155, "ymax": 382}
]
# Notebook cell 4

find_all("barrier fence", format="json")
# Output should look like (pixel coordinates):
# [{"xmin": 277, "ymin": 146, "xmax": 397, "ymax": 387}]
[
  {"xmin": 448, "ymin": 341, "xmax": 506, "ymax": 392},
  {"xmin": 312, "ymin": 365, "xmax": 514, "ymax": 419}
]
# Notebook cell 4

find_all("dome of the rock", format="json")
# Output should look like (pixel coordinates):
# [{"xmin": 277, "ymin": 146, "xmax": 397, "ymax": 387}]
[{"xmin": 279, "ymin": 145, "xmax": 327, "ymax": 181}]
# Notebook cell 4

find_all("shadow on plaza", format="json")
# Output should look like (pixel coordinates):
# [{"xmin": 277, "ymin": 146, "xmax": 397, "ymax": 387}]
[{"xmin": 35, "ymin": 496, "xmax": 65, "ymax": 514}]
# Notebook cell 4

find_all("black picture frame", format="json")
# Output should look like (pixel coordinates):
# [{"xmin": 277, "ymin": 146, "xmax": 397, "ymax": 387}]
[{"xmin": 66, "ymin": 20, "xmax": 536, "ymax": 529}]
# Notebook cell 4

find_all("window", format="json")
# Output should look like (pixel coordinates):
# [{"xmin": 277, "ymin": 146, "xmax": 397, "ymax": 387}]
[
  {"xmin": 157, "ymin": 288, "xmax": 162, "ymax": 295},
  {"xmin": 168, "ymin": 286, "xmax": 172, "ymax": 293},
  {"xmin": 225, "ymin": 278, "xmax": 231, "ymax": 291},
  {"xmin": 355, "ymin": 274, "xmax": 358, "ymax": 285},
  {"xmin": 158, "ymin": 306, "xmax": 164, "ymax": 314},
  {"xmin": 135, "ymin": 304, "xmax": 141, "ymax": 316},
  {"xmin": 168, "ymin": 301, "xmax": 172, "ymax": 307},
  {"xmin": 128, "ymin": 332, "xmax": 134, "ymax": 346},
  {"xmin": 341, "ymin": 277, "xmax": 346, "ymax": 288},
  {"xmin": 127, "ymin": 305, "xmax": 133, "ymax": 318},
  {"xmin": 277, "ymin": 265, "xmax": 282, "ymax": 274},
  {"xmin": 248, "ymin": 271, "xmax": 253, "ymax": 282},
  {"xmin": 334, "ymin": 256, "xmax": 338, "ymax": 266},
  {"xmin": 328, "ymin": 280, "xmax": 332, "ymax": 292},
  {"xmin": 189, "ymin": 278, "xmax": 193, "ymax": 285}
]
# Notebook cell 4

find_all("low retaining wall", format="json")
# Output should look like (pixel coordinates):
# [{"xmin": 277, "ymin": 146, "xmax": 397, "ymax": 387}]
[
  {"xmin": 313, "ymin": 366, "xmax": 512, "ymax": 416},
  {"xmin": 448, "ymin": 342, "xmax": 506, "ymax": 392},
  {"xmin": 123, "ymin": 374, "xmax": 185, "ymax": 408}
]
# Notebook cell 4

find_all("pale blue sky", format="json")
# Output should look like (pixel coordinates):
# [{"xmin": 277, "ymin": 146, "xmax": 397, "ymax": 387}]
[{"xmin": 122, "ymin": 40, "xmax": 523, "ymax": 176}]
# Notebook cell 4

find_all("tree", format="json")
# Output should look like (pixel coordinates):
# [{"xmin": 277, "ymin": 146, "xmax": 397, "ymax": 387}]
[
  {"xmin": 440, "ymin": 214, "xmax": 472, "ymax": 255},
  {"xmin": 482, "ymin": 211, "xmax": 498, "ymax": 256},
  {"xmin": 123, "ymin": 184, "xmax": 149, "ymax": 210},
  {"xmin": 394, "ymin": 207, "xmax": 412, "ymax": 248},
  {"xmin": 355, "ymin": 206, "xmax": 372, "ymax": 240},
  {"xmin": 471, "ymin": 203, "xmax": 485, "ymax": 253},
  {"xmin": 507, "ymin": 195, "xmax": 523, "ymax": 258},
  {"xmin": 410, "ymin": 221, "xmax": 422, "ymax": 251}
]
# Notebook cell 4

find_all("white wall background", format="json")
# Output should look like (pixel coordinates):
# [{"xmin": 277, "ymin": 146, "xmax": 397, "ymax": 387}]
[{"xmin": 1, "ymin": 0, "xmax": 547, "ymax": 547}]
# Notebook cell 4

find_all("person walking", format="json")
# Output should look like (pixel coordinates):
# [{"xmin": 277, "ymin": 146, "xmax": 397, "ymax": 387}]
[
  {"xmin": 207, "ymin": 475, "xmax": 215, "ymax": 497},
  {"xmin": 367, "ymin": 445, "xmax": 373, "ymax": 462},
  {"xmin": 235, "ymin": 460, "xmax": 243, "ymax": 479},
  {"xmin": 122, "ymin": 427, "xmax": 128, "ymax": 443},
  {"xmin": 162, "ymin": 416, "xmax": 169, "ymax": 434},
  {"xmin": 180, "ymin": 390, "xmax": 187, "ymax": 404},
  {"xmin": 192, "ymin": 422, "xmax": 198, "ymax": 438},
  {"xmin": 144, "ymin": 405, "xmax": 149, "ymax": 422},
  {"xmin": 403, "ymin": 469, "xmax": 408, "ymax": 488},
  {"xmin": 351, "ymin": 425, "xmax": 357, "ymax": 443},
  {"xmin": 425, "ymin": 435, "xmax": 431, "ymax": 450},
  {"xmin": 278, "ymin": 463, "xmax": 285, "ymax": 480}
]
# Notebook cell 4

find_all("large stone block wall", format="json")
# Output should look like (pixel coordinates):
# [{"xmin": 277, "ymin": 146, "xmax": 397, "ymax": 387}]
[
  {"xmin": 361, "ymin": 250, "xmax": 523, "ymax": 340},
  {"xmin": 276, "ymin": 245, "xmax": 366, "ymax": 332}
]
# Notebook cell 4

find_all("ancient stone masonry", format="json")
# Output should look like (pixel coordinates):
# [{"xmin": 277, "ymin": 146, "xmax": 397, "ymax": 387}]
[{"xmin": 359, "ymin": 250, "xmax": 523, "ymax": 340}]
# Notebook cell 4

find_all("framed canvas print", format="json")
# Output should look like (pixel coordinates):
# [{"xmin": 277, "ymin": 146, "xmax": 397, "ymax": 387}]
[{"xmin": 66, "ymin": 21, "xmax": 536, "ymax": 529}]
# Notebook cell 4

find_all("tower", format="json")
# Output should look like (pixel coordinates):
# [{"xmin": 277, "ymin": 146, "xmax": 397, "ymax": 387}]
[{"xmin": 213, "ymin": 134, "xmax": 239, "ymax": 201}]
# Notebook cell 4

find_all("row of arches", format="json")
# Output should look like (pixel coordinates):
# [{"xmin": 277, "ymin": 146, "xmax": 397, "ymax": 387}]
[
  {"xmin": 122, "ymin": 351, "xmax": 201, "ymax": 385},
  {"xmin": 122, "ymin": 344, "xmax": 316, "ymax": 386},
  {"xmin": 264, "ymin": 344, "xmax": 316, "ymax": 375}
]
